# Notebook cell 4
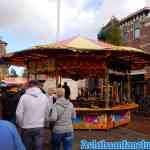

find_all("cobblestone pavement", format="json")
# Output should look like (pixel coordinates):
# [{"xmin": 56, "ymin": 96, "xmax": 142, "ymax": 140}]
[{"xmin": 44, "ymin": 113, "xmax": 150, "ymax": 150}]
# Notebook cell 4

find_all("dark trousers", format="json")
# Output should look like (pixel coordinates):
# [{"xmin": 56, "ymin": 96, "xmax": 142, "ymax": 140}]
[
  {"xmin": 51, "ymin": 132, "xmax": 74, "ymax": 150},
  {"xmin": 22, "ymin": 128, "xmax": 44, "ymax": 150}
]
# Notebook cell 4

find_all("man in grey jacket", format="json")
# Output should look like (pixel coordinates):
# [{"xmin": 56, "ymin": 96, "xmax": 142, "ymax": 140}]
[{"xmin": 49, "ymin": 88, "xmax": 76, "ymax": 150}]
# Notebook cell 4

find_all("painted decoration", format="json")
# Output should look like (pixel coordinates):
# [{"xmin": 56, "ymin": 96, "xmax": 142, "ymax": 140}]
[
  {"xmin": 74, "ymin": 113, "xmax": 107, "ymax": 129},
  {"xmin": 74, "ymin": 111, "xmax": 130, "ymax": 129}
]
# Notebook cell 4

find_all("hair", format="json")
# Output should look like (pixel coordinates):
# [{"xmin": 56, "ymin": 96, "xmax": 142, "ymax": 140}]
[
  {"xmin": 28, "ymin": 80, "xmax": 39, "ymax": 88},
  {"xmin": 56, "ymin": 88, "xmax": 65, "ymax": 97}
]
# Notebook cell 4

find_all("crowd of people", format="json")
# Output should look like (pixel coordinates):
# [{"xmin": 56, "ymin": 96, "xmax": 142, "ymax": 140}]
[{"xmin": 0, "ymin": 80, "xmax": 75, "ymax": 150}]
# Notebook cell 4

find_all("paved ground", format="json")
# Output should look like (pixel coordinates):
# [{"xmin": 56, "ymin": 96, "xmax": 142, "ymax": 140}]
[{"xmin": 44, "ymin": 113, "xmax": 150, "ymax": 150}]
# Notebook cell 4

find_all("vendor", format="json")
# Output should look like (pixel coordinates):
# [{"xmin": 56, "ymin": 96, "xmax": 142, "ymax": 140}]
[{"xmin": 63, "ymin": 82, "xmax": 71, "ymax": 99}]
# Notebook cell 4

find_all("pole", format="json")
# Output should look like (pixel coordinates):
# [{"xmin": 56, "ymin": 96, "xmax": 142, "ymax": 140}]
[
  {"xmin": 128, "ymin": 71, "xmax": 131, "ymax": 102},
  {"xmin": 104, "ymin": 64, "xmax": 110, "ymax": 107},
  {"xmin": 56, "ymin": 0, "xmax": 61, "ymax": 41},
  {"xmin": 26, "ymin": 60, "xmax": 30, "ymax": 82},
  {"xmin": 60, "ymin": 73, "xmax": 62, "ymax": 87}
]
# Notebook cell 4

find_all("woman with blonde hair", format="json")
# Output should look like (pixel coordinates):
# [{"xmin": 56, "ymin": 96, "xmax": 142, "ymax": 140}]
[{"xmin": 49, "ymin": 88, "xmax": 76, "ymax": 150}]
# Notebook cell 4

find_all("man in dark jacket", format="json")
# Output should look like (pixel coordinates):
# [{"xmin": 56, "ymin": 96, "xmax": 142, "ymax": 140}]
[{"xmin": 1, "ymin": 86, "xmax": 19, "ymax": 123}]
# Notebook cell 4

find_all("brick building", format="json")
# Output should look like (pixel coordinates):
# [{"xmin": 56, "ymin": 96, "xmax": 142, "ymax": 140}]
[
  {"xmin": 120, "ymin": 7, "xmax": 150, "ymax": 53},
  {"xmin": 0, "ymin": 40, "xmax": 7, "ymax": 57},
  {"xmin": 0, "ymin": 39, "xmax": 8, "ymax": 81},
  {"xmin": 99, "ymin": 7, "xmax": 150, "ymax": 98},
  {"xmin": 120, "ymin": 7, "xmax": 150, "ymax": 97}
]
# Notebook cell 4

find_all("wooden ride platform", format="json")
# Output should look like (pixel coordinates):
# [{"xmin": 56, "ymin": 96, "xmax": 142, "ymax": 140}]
[{"xmin": 73, "ymin": 103, "xmax": 138, "ymax": 130}]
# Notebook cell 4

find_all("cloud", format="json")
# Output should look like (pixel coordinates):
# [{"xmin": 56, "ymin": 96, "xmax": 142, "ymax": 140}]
[
  {"xmin": 0, "ymin": 0, "xmax": 147, "ymax": 50},
  {"xmin": 0, "ymin": 0, "xmax": 57, "ymax": 41},
  {"xmin": 0, "ymin": 0, "xmax": 23, "ymax": 28},
  {"xmin": 61, "ymin": 0, "xmax": 146, "ymax": 38},
  {"xmin": 146, "ymin": 0, "xmax": 150, "ymax": 6}
]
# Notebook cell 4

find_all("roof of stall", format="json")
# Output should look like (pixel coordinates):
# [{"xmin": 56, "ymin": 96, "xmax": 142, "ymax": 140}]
[
  {"xmin": 6, "ymin": 36, "xmax": 150, "ymax": 70},
  {"xmin": 26, "ymin": 36, "xmax": 144, "ymax": 52}
]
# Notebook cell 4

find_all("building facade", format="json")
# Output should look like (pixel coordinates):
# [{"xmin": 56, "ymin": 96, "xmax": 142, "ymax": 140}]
[
  {"xmin": 120, "ymin": 7, "xmax": 150, "ymax": 97},
  {"xmin": 99, "ymin": 7, "xmax": 150, "ymax": 98},
  {"xmin": 120, "ymin": 7, "xmax": 150, "ymax": 53},
  {"xmin": 0, "ymin": 39, "xmax": 8, "ymax": 81}
]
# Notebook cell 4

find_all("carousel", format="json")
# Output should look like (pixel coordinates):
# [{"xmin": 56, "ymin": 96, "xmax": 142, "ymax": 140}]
[{"xmin": 7, "ymin": 37, "xmax": 150, "ymax": 129}]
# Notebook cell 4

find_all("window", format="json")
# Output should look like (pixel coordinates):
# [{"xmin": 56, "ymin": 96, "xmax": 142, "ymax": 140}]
[
  {"xmin": 123, "ymin": 26, "xmax": 128, "ymax": 42},
  {"xmin": 133, "ymin": 21, "xmax": 140, "ymax": 40}
]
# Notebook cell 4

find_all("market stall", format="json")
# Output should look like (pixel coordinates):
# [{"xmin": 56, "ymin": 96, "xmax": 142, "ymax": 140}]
[{"xmin": 6, "ymin": 37, "xmax": 150, "ymax": 129}]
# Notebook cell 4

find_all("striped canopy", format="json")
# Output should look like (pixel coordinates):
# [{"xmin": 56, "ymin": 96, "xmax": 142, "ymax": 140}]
[{"xmin": 31, "ymin": 36, "xmax": 144, "ymax": 53}]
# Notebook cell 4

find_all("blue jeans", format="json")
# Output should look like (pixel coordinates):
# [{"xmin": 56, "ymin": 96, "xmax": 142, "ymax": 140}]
[
  {"xmin": 51, "ymin": 132, "xmax": 74, "ymax": 150},
  {"xmin": 22, "ymin": 128, "xmax": 44, "ymax": 150}
]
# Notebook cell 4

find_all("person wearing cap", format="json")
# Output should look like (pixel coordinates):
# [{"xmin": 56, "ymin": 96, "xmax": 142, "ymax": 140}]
[
  {"xmin": 16, "ymin": 80, "xmax": 50, "ymax": 150},
  {"xmin": 49, "ymin": 88, "xmax": 76, "ymax": 150}
]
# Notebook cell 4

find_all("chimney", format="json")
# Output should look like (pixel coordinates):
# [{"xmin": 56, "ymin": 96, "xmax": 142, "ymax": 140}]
[{"xmin": 0, "ymin": 39, "xmax": 7, "ymax": 57}]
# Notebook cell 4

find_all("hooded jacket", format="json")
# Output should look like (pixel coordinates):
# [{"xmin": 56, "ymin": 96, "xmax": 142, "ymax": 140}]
[
  {"xmin": 16, "ymin": 87, "xmax": 50, "ymax": 129},
  {"xmin": 49, "ymin": 97, "xmax": 76, "ymax": 133}
]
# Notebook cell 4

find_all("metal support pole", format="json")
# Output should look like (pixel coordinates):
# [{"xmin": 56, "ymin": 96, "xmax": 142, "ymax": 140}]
[
  {"xmin": 26, "ymin": 61, "xmax": 30, "ymax": 82},
  {"xmin": 128, "ymin": 71, "xmax": 131, "ymax": 102},
  {"xmin": 35, "ymin": 74, "xmax": 37, "ymax": 80},
  {"xmin": 56, "ymin": 0, "xmax": 61, "ymax": 41},
  {"xmin": 104, "ymin": 66, "xmax": 110, "ymax": 107},
  {"xmin": 60, "ymin": 74, "xmax": 62, "ymax": 87}
]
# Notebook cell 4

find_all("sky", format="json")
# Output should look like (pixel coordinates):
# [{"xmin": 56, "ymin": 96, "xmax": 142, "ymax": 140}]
[
  {"xmin": 0, "ymin": 0, "xmax": 149, "ymax": 52},
  {"xmin": 0, "ymin": 0, "xmax": 149, "ymax": 75}
]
